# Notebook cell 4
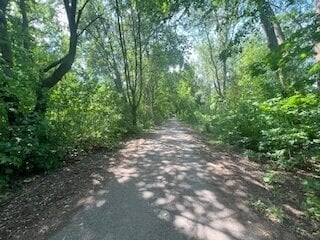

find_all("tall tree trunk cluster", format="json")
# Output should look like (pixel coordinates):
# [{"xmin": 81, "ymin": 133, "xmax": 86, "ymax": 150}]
[{"xmin": 115, "ymin": 0, "xmax": 144, "ymax": 127}]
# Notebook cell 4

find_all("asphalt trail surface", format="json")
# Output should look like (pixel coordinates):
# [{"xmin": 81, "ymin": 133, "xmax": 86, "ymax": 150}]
[{"xmin": 50, "ymin": 120, "xmax": 293, "ymax": 240}]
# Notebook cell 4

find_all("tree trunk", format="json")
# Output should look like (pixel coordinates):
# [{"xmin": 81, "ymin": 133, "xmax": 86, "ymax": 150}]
[
  {"xmin": 222, "ymin": 58, "xmax": 227, "ymax": 94},
  {"xmin": 204, "ymin": 28, "xmax": 224, "ymax": 98},
  {"xmin": 34, "ymin": 0, "xmax": 80, "ymax": 116},
  {"xmin": 131, "ymin": 105, "xmax": 137, "ymax": 127},
  {"xmin": 115, "ymin": 0, "xmax": 144, "ymax": 128},
  {"xmin": 0, "ymin": 0, "xmax": 22, "ymax": 125},
  {"xmin": 315, "ymin": 0, "xmax": 320, "ymax": 62},
  {"xmin": 273, "ymin": 22, "xmax": 285, "ymax": 44},
  {"xmin": 256, "ymin": 0, "xmax": 279, "ymax": 51},
  {"xmin": 255, "ymin": 0, "xmax": 287, "ymax": 96},
  {"xmin": 315, "ymin": 0, "xmax": 320, "ymax": 89},
  {"xmin": 19, "ymin": 0, "xmax": 30, "ymax": 49}
]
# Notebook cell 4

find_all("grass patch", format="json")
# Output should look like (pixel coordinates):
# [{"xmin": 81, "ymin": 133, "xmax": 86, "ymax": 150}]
[{"xmin": 249, "ymin": 198, "xmax": 285, "ymax": 223}]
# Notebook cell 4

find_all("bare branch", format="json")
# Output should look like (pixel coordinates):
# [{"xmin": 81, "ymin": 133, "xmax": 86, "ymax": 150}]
[
  {"xmin": 77, "ymin": 15, "xmax": 101, "ymax": 37},
  {"xmin": 76, "ymin": 0, "xmax": 90, "ymax": 27}
]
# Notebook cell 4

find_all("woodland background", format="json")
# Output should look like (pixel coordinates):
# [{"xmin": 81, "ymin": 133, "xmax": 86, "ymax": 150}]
[{"xmin": 0, "ymin": 0, "xmax": 319, "ymax": 225}]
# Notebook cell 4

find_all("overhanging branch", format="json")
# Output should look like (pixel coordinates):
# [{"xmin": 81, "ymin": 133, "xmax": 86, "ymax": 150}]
[
  {"xmin": 41, "ymin": 56, "xmax": 67, "ymax": 73},
  {"xmin": 76, "ymin": 0, "xmax": 90, "ymax": 27},
  {"xmin": 77, "ymin": 15, "xmax": 101, "ymax": 37}
]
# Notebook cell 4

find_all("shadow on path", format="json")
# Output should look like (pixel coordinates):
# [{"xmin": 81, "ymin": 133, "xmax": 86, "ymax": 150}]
[{"xmin": 49, "ymin": 120, "xmax": 298, "ymax": 240}]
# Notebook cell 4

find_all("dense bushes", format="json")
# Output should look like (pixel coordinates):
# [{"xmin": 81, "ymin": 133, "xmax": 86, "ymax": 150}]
[
  {"xmin": 175, "ymin": 29, "xmax": 320, "ymax": 221},
  {"xmin": 47, "ymin": 74, "xmax": 128, "ymax": 150},
  {"xmin": 179, "ymin": 36, "xmax": 320, "ymax": 171},
  {"xmin": 259, "ymin": 94, "xmax": 320, "ymax": 169},
  {"xmin": 0, "ymin": 118, "xmax": 63, "ymax": 188},
  {"xmin": 1, "ymin": 0, "xmax": 188, "ymax": 191},
  {"xmin": 207, "ymin": 94, "xmax": 320, "ymax": 170},
  {"xmin": 0, "ymin": 75, "xmax": 124, "ymax": 189},
  {"xmin": 0, "ymin": 66, "xmax": 181, "ymax": 190},
  {"xmin": 181, "ymin": 83, "xmax": 320, "ymax": 223}
]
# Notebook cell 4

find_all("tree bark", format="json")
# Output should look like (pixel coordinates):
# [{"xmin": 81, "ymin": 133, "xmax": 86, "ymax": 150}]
[
  {"xmin": 19, "ymin": 0, "xmax": 30, "ymax": 49},
  {"xmin": 315, "ymin": 0, "xmax": 320, "ymax": 62},
  {"xmin": 273, "ymin": 21, "xmax": 285, "ymax": 44},
  {"xmin": 34, "ymin": 0, "xmax": 99, "ymax": 116},
  {"xmin": 131, "ymin": 105, "xmax": 137, "ymax": 127},
  {"xmin": 204, "ymin": 28, "xmax": 224, "ymax": 98},
  {"xmin": 255, "ymin": 0, "xmax": 279, "ymax": 51},
  {"xmin": 35, "ymin": 0, "xmax": 80, "ymax": 115},
  {"xmin": 34, "ymin": 0, "xmax": 100, "ymax": 116},
  {"xmin": 115, "ymin": 0, "xmax": 144, "ymax": 127},
  {"xmin": 315, "ymin": 0, "xmax": 320, "ymax": 89},
  {"xmin": 255, "ymin": 0, "xmax": 287, "ymax": 96},
  {"xmin": 137, "ymin": 11, "xmax": 143, "ymax": 107}
]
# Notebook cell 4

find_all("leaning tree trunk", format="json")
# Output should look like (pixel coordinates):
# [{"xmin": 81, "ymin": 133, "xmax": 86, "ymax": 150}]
[
  {"xmin": 255, "ymin": 0, "xmax": 287, "ymax": 96},
  {"xmin": 34, "ymin": 0, "xmax": 97, "ymax": 116},
  {"xmin": 255, "ymin": 0, "xmax": 279, "ymax": 50}
]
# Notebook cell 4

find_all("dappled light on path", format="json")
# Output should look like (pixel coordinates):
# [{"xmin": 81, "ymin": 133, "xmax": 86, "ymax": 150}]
[{"xmin": 50, "ymin": 120, "xmax": 296, "ymax": 240}]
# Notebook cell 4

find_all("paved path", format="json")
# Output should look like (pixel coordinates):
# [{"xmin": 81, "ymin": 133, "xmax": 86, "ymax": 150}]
[{"xmin": 49, "ymin": 120, "xmax": 290, "ymax": 240}]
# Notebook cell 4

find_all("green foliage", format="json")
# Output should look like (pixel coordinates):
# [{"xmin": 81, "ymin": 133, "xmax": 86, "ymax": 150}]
[
  {"xmin": 47, "ymin": 74, "xmax": 128, "ymax": 150},
  {"xmin": 0, "ymin": 118, "xmax": 63, "ymax": 187},
  {"xmin": 1, "ymin": 0, "xmax": 186, "ymax": 191},
  {"xmin": 211, "ymin": 99, "xmax": 265, "ymax": 149},
  {"xmin": 262, "ymin": 171, "xmax": 282, "ymax": 185},
  {"xmin": 206, "ymin": 93, "xmax": 320, "ymax": 170},
  {"xmin": 174, "ymin": 66, "xmax": 208, "ymax": 124},
  {"xmin": 0, "ymin": 0, "xmax": 318, "ymax": 214},
  {"xmin": 176, "ymin": 77, "xmax": 197, "ymax": 122},
  {"xmin": 258, "ymin": 94, "xmax": 320, "ymax": 169},
  {"xmin": 193, "ymin": 32, "xmax": 320, "ymax": 170},
  {"xmin": 303, "ymin": 177, "xmax": 320, "ymax": 221},
  {"xmin": 250, "ymin": 198, "xmax": 285, "ymax": 223}
]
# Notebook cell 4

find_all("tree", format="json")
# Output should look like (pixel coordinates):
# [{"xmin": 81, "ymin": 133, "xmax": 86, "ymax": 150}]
[
  {"xmin": 1, "ymin": 0, "xmax": 98, "ymax": 125},
  {"xmin": 0, "ymin": 0, "xmax": 17, "ymax": 125},
  {"xmin": 86, "ymin": 0, "xmax": 185, "ymax": 127},
  {"xmin": 19, "ymin": 0, "xmax": 31, "ymax": 50},
  {"xmin": 253, "ymin": 0, "xmax": 288, "ymax": 94},
  {"xmin": 254, "ymin": 0, "xmax": 285, "ymax": 50},
  {"xmin": 143, "ymin": 26, "xmax": 184, "ymax": 121},
  {"xmin": 35, "ymin": 0, "xmax": 98, "ymax": 116},
  {"xmin": 114, "ymin": 0, "xmax": 144, "ymax": 126},
  {"xmin": 315, "ymin": 0, "xmax": 320, "ymax": 62}
]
